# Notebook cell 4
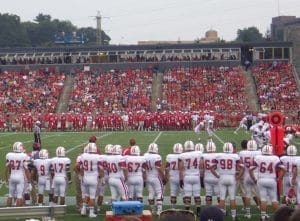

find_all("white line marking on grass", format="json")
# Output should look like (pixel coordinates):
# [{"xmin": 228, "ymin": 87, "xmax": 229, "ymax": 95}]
[
  {"xmin": 66, "ymin": 132, "xmax": 113, "ymax": 154},
  {"xmin": 0, "ymin": 133, "xmax": 17, "ymax": 138},
  {"xmin": 152, "ymin": 131, "xmax": 162, "ymax": 143},
  {"xmin": 0, "ymin": 133, "xmax": 62, "ymax": 150},
  {"xmin": 212, "ymin": 131, "xmax": 225, "ymax": 144}
]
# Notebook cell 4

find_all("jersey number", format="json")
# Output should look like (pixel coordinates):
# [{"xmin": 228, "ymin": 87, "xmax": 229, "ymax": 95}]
[
  {"xmin": 259, "ymin": 162, "xmax": 273, "ymax": 173},
  {"xmin": 127, "ymin": 162, "xmax": 141, "ymax": 172},
  {"xmin": 185, "ymin": 158, "xmax": 198, "ymax": 169},
  {"xmin": 220, "ymin": 159, "xmax": 233, "ymax": 169},
  {"xmin": 9, "ymin": 160, "xmax": 21, "ymax": 170}
]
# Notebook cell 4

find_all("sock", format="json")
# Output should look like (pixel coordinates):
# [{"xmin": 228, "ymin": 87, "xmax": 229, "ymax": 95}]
[
  {"xmin": 246, "ymin": 207, "xmax": 250, "ymax": 215},
  {"xmin": 89, "ymin": 207, "xmax": 94, "ymax": 215},
  {"xmin": 231, "ymin": 209, "xmax": 236, "ymax": 218}
]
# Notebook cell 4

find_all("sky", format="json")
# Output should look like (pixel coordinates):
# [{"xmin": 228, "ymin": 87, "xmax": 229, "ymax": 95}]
[{"xmin": 1, "ymin": 0, "xmax": 300, "ymax": 44}]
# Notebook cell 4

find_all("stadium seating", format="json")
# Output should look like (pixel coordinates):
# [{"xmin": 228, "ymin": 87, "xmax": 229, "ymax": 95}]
[
  {"xmin": 0, "ymin": 69, "xmax": 65, "ymax": 114},
  {"xmin": 161, "ymin": 66, "xmax": 248, "ymax": 113},
  {"xmin": 251, "ymin": 63, "xmax": 300, "ymax": 112},
  {"xmin": 68, "ymin": 69, "xmax": 153, "ymax": 113}
]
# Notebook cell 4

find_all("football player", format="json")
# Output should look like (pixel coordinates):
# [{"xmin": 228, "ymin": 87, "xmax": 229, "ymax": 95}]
[
  {"xmin": 144, "ymin": 143, "xmax": 166, "ymax": 215},
  {"xmin": 211, "ymin": 142, "xmax": 244, "ymax": 221},
  {"xmin": 33, "ymin": 149, "xmax": 53, "ymax": 206},
  {"xmin": 104, "ymin": 145, "xmax": 128, "ymax": 202},
  {"xmin": 234, "ymin": 117, "xmax": 248, "ymax": 134},
  {"xmin": 79, "ymin": 143, "xmax": 103, "ymax": 218},
  {"xmin": 280, "ymin": 145, "xmax": 299, "ymax": 205},
  {"xmin": 239, "ymin": 140, "xmax": 261, "ymax": 219},
  {"xmin": 201, "ymin": 141, "xmax": 220, "ymax": 206},
  {"xmin": 5, "ymin": 142, "xmax": 31, "ymax": 207},
  {"xmin": 179, "ymin": 140, "xmax": 202, "ymax": 216},
  {"xmin": 125, "ymin": 145, "xmax": 146, "ymax": 202},
  {"xmin": 250, "ymin": 144, "xmax": 285, "ymax": 221},
  {"xmin": 50, "ymin": 146, "xmax": 71, "ymax": 205},
  {"xmin": 96, "ymin": 144, "xmax": 113, "ymax": 213},
  {"xmin": 165, "ymin": 143, "xmax": 183, "ymax": 208}
]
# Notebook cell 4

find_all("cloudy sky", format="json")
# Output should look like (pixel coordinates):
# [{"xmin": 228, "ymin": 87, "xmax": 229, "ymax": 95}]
[{"xmin": 1, "ymin": 0, "xmax": 300, "ymax": 44}]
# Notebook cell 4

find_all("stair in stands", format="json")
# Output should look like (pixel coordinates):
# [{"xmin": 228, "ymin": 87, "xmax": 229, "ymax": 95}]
[
  {"xmin": 150, "ymin": 72, "xmax": 163, "ymax": 112},
  {"xmin": 56, "ymin": 74, "xmax": 74, "ymax": 113},
  {"xmin": 243, "ymin": 69, "xmax": 260, "ymax": 112}
]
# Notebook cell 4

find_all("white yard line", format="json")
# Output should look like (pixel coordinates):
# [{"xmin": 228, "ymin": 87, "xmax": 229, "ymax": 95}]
[
  {"xmin": 152, "ymin": 131, "xmax": 163, "ymax": 143},
  {"xmin": 212, "ymin": 131, "xmax": 225, "ymax": 144},
  {"xmin": 66, "ymin": 132, "xmax": 113, "ymax": 154},
  {"xmin": 0, "ymin": 133, "xmax": 17, "ymax": 138},
  {"xmin": 0, "ymin": 133, "xmax": 62, "ymax": 150}
]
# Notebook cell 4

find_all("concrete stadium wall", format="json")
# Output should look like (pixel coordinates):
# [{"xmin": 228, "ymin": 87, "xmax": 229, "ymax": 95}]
[{"xmin": 0, "ymin": 61, "xmax": 240, "ymax": 73}]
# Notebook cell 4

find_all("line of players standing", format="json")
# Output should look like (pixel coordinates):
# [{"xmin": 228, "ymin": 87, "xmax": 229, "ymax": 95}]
[{"xmin": 5, "ymin": 136, "xmax": 300, "ymax": 221}]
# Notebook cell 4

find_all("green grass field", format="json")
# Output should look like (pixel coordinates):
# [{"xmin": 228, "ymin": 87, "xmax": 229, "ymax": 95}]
[{"xmin": 0, "ymin": 129, "xmax": 299, "ymax": 221}]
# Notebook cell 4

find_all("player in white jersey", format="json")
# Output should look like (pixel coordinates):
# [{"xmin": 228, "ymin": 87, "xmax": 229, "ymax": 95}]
[
  {"xmin": 104, "ymin": 145, "xmax": 128, "ymax": 202},
  {"xmin": 250, "ymin": 144, "xmax": 285, "ymax": 221},
  {"xmin": 78, "ymin": 143, "xmax": 103, "ymax": 218},
  {"xmin": 280, "ymin": 145, "xmax": 299, "ymax": 205},
  {"xmin": 5, "ymin": 142, "xmax": 31, "ymax": 207},
  {"xmin": 250, "ymin": 122, "xmax": 267, "ymax": 149},
  {"xmin": 211, "ymin": 142, "xmax": 244, "ymax": 221},
  {"xmin": 201, "ymin": 141, "xmax": 220, "ymax": 206},
  {"xmin": 33, "ymin": 149, "xmax": 52, "ymax": 206},
  {"xmin": 179, "ymin": 140, "xmax": 202, "ymax": 216},
  {"xmin": 144, "ymin": 143, "xmax": 166, "ymax": 215},
  {"xmin": 165, "ymin": 143, "xmax": 183, "ymax": 208},
  {"xmin": 96, "ymin": 144, "xmax": 113, "ymax": 212},
  {"xmin": 125, "ymin": 145, "xmax": 146, "ymax": 202},
  {"xmin": 50, "ymin": 146, "xmax": 71, "ymax": 205},
  {"xmin": 239, "ymin": 140, "xmax": 261, "ymax": 218},
  {"xmin": 234, "ymin": 117, "xmax": 248, "ymax": 134},
  {"xmin": 291, "ymin": 148, "xmax": 300, "ymax": 208}
]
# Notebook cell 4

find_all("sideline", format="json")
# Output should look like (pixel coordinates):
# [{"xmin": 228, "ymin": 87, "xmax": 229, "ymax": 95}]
[{"xmin": 66, "ymin": 132, "xmax": 113, "ymax": 154}]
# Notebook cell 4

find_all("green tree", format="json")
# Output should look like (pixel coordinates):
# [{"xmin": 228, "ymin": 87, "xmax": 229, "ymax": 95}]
[
  {"xmin": 0, "ymin": 13, "xmax": 29, "ymax": 47},
  {"xmin": 235, "ymin": 26, "xmax": 264, "ymax": 42}
]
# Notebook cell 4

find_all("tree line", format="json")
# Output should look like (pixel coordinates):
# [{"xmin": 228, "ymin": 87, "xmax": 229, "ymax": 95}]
[
  {"xmin": 0, "ymin": 13, "xmax": 111, "ymax": 47},
  {"xmin": 0, "ymin": 12, "xmax": 269, "ymax": 48}
]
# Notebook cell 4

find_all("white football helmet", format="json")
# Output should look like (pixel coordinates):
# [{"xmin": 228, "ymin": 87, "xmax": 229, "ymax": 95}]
[
  {"xmin": 247, "ymin": 140, "xmax": 258, "ymax": 151},
  {"xmin": 104, "ymin": 144, "xmax": 114, "ymax": 154},
  {"xmin": 184, "ymin": 140, "xmax": 194, "ymax": 151},
  {"xmin": 39, "ymin": 149, "xmax": 49, "ymax": 159},
  {"xmin": 173, "ymin": 143, "xmax": 183, "ymax": 154},
  {"xmin": 13, "ymin": 142, "xmax": 24, "ymax": 153},
  {"xmin": 223, "ymin": 142, "xmax": 234, "ymax": 153},
  {"xmin": 287, "ymin": 145, "xmax": 297, "ymax": 156},
  {"xmin": 148, "ymin": 143, "xmax": 158, "ymax": 154},
  {"xmin": 56, "ymin": 146, "xmax": 66, "ymax": 157},
  {"xmin": 130, "ymin": 145, "xmax": 141, "ymax": 156},
  {"xmin": 113, "ymin": 145, "xmax": 122, "ymax": 155},
  {"xmin": 206, "ymin": 141, "xmax": 216, "ymax": 152},
  {"xmin": 261, "ymin": 144, "xmax": 273, "ymax": 155},
  {"xmin": 195, "ymin": 143, "xmax": 204, "ymax": 152},
  {"xmin": 87, "ymin": 142, "xmax": 97, "ymax": 153}
]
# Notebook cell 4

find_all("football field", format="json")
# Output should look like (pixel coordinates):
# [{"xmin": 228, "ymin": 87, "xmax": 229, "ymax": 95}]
[{"xmin": 0, "ymin": 129, "xmax": 299, "ymax": 221}]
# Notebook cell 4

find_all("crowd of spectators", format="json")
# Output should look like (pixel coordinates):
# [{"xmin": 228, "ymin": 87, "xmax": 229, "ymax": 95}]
[
  {"xmin": 0, "ymin": 51, "xmax": 238, "ymax": 65},
  {"xmin": 160, "ymin": 66, "xmax": 249, "ymax": 114},
  {"xmin": 0, "ymin": 69, "xmax": 65, "ymax": 114},
  {"xmin": 0, "ymin": 56, "xmax": 89, "ymax": 65},
  {"xmin": 68, "ymin": 69, "xmax": 153, "ymax": 113},
  {"xmin": 252, "ymin": 63, "xmax": 300, "ymax": 112}
]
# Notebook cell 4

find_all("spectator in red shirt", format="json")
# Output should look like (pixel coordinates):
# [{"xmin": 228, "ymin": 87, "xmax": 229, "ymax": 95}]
[{"xmin": 122, "ymin": 138, "xmax": 136, "ymax": 156}]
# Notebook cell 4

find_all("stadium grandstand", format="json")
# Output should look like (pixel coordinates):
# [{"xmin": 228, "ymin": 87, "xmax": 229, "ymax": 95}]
[{"xmin": 0, "ymin": 40, "xmax": 299, "ymax": 132}]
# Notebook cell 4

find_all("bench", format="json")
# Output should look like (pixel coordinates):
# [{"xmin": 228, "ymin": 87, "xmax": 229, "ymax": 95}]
[{"xmin": 0, "ymin": 205, "xmax": 66, "ymax": 220}]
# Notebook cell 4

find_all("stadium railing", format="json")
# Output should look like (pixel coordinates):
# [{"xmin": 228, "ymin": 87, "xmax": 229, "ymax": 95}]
[{"xmin": 0, "ymin": 205, "xmax": 66, "ymax": 220}]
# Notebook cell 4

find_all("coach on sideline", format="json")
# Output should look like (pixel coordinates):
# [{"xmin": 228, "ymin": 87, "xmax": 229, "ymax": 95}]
[{"xmin": 33, "ymin": 121, "xmax": 42, "ymax": 145}]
